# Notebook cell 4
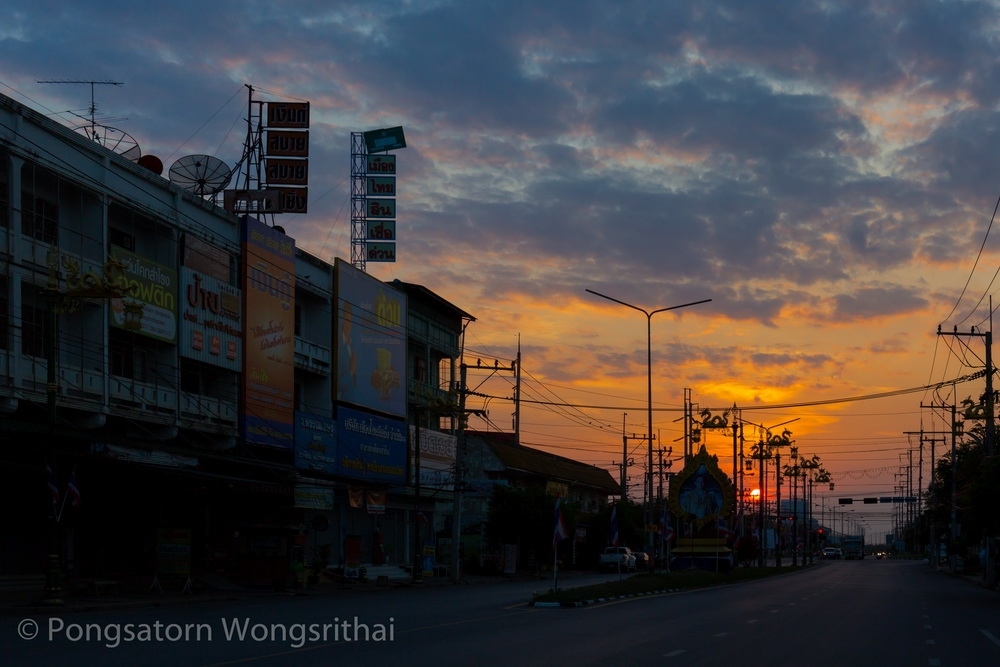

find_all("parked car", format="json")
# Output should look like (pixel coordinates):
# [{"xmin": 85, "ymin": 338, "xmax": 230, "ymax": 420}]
[
  {"xmin": 632, "ymin": 551, "xmax": 652, "ymax": 570},
  {"xmin": 599, "ymin": 546, "xmax": 636, "ymax": 572},
  {"xmin": 822, "ymin": 547, "xmax": 842, "ymax": 560}
]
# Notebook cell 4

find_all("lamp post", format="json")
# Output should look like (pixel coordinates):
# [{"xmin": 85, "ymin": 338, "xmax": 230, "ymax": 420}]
[
  {"xmin": 585, "ymin": 290, "xmax": 710, "ymax": 548},
  {"xmin": 786, "ymin": 446, "xmax": 799, "ymax": 567},
  {"xmin": 42, "ymin": 246, "xmax": 140, "ymax": 605}
]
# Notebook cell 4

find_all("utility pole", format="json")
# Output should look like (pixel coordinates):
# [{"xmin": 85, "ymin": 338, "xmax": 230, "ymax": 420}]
[
  {"xmin": 937, "ymin": 326, "xmax": 994, "ymax": 456},
  {"xmin": 450, "ymin": 357, "xmax": 514, "ymax": 583},
  {"xmin": 912, "ymin": 420, "xmax": 949, "ymax": 565},
  {"xmin": 450, "ymin": 362, "xmax": 468, "ymax": 584}
]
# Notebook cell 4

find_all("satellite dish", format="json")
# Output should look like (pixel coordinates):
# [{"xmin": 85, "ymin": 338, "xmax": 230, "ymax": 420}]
[
  {"xmin": 76, "ymin": 124, "xmax": 141, "ymax": 161},
  {"xmin": 168, "ymin": 154, "xmax": 232, "ymax": 196}
]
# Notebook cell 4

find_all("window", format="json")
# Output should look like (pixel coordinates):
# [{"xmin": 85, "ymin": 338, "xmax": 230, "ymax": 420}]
[
  {"xmin": 0, "ymin": 274, "xmax": 7, "ymax": 350},
  {"xmin": 0, "ymin": 149, "xmax": 8, "ymax": 229},
  {"xmin": 110, "ymin": 328, "xmax": 153, "ymax": 381},
  {"xmin": 20, "ymin": 163, "xmax": 59, "ymax": 244},
  {"xmin": 414, "ymin": 356, "xmax": 427, "ymax": 383},
  {"xmin": 21, "ymin": 192, "xmax": 58, "ymax": 244},
  {"xmin": 20, "ymin": 283, "xmax": 47, "ymax": 358}
]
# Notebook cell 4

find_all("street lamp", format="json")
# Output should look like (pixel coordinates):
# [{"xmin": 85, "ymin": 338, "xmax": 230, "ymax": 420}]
[
  {"xmin": 586, "ymin": 289, "xmax": 710, "ymax": 548},
  {"xmin": 43, "ymin": 246, "xmax": 139, "ymax": 605}
]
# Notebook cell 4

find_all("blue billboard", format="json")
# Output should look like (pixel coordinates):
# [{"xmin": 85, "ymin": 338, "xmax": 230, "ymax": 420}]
[
  {"xmin": 337, "ymin": 406, "xmax": 407, "ymax": 484},
  {"xmin": 294, "ymin": 412, "xmax": 338, "ymax": 474}
]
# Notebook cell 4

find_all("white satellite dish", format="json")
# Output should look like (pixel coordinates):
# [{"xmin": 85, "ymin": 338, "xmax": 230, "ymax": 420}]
[
  {"xmin": 76, "ymin": 123, "xmax": 141, "ymax": 161},
  {"xmin": 168, "ymin": 154, "xmax": 232, "ymax": 196}
]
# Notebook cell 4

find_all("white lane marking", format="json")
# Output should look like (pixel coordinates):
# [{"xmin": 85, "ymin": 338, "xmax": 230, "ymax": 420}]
[
  {"xmin": 925, "ymin": 639, "xmax": 935, "ymax": 645},
  {"xmin": 746, "ymin": 619, "xmax": 758, "ymax": 624},
  {"xmin": 714, "ymin": 632, "xmax": 729, "ymax": 637},
  {"xmin": 663, "ymin": 650, "xmax": 686, "ymax": 658}
]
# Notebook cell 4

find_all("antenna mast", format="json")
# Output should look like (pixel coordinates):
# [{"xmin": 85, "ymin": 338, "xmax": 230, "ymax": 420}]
[{"xmin": 37, "ymin": 79, "xmax": 124, "ymax": 141}]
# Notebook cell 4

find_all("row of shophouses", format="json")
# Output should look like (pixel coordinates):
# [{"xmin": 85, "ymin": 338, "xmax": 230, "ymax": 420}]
[{"xmin": 0, "ymin": 91, "xmax": 619, "ymax": 590}]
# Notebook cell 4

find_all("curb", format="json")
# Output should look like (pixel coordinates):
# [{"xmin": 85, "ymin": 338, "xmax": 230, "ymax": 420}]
[{"xmin": 529, "ymin": 588, "xmax": 680, "ymax": 608}]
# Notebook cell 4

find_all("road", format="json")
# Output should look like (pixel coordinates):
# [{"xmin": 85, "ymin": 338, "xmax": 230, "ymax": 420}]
[{"xmin": 3, "ymin": 561, "xmax": 999, "ymax": 666}]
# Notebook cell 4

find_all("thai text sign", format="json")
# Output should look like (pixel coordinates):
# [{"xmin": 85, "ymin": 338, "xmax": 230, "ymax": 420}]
[
  {"xmin": 367, "ymin": 198, "xmax": 396, "ymax": 218},
  {"xmin": 180, "ymin": 267, "xmax": 242, "ymax": 371},
  {"xmin": 367, "ymin": 155, "xmax": 395, "ymax": 174},
  {"xmin": 367, "ymin": 220, "xmax": 395, "ymax": 240},
  {"xmin": 242, "ymin": 217, "xmax": 296, "ymax": 448},
  {"xmin": 337, "ymin": 406, "xmax": 407, "ymax": 484},
  {"xmin": 109, "ymin": 245, "xmax": 178, "ymax": 343},
  {"xmin": 266, "ymin": 102, "xmax": 309, "ymax": 129},
  {"xmin": 367, "ymin": 242, "xmax": 396, "ymax": 262},
  {"xmin": 366, "ymin": 177, "xmax": 395, "ymax": 196}
]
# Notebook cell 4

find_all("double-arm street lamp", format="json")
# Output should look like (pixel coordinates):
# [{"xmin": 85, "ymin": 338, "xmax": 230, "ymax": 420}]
[{"xmin": 585, "ymin": 289, "xmax": 710, "ymax": 549}]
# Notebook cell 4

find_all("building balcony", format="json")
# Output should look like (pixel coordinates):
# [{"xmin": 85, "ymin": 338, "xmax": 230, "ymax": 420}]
[
  {"xmin": 180, "ymin": 391, "xmax": 239, "ymax": 431},
  {"xmin": 294, "ymin": 338, "xmax": 331, "ymax": 376}
]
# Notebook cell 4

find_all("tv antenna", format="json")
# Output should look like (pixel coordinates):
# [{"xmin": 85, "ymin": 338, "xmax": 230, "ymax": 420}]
[{"xmin": 37, "ymin": 79, "xmax": 125, "ymax": 141}]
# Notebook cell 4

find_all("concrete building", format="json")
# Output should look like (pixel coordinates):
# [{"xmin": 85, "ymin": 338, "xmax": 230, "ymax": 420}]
[{"xmin": 0, "ymin": 90, "xmax": 473, "ymax": 592}]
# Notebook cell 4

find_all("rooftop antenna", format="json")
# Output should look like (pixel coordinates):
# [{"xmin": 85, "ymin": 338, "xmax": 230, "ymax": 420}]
[{"xmin": 37, "ymin": 79, "xmax": 124, "ymax": 141}]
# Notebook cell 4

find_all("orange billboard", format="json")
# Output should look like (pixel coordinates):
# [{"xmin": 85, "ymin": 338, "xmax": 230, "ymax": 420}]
[{"xmin": 241, "ymin": 217, "xmax": 296, "ymax": 448}]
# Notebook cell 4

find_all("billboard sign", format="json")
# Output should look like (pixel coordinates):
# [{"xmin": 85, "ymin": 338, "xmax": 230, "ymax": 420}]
[
  {"xmin": 337, "ymin": 406, "xmax": 407, "ymax": 484},
  {"xmin": 266, "ymin": 102, "xmax": 310, "ymax": 129},
  {"xmin": 266, "ymin": 130, "xmax": 309, "ymax": 157},
  {"xmin": 265, "ymin": 158, "xmax": 308, "ymax": 186},
  {"xmin": 294, "ymin": 412, "xmax": 338, "ymax": 474},
  {"xmin": 278, "ymin": 188, "xmax": 308, "ymax": 214},
  {"xmin": 242, "ymin": 217, "xmax": 296, "ymax": 448},
  {"xmin": 179, "ymin": 267, "xmax": 241, "ymax": 371},
  {"xmin": 409, "ymin": 426, "xmax": 456, "ymax": 491},
  {"xmin": 367, "ymin": 198, "xmax": 396, "ymax": 219},
  {"xmin": 109, "ymin": 245, "xmax": 178, "ymax": 343},
  {"xmin": 366, "ymin": 243, "xmax": 396, "ymax": 262},
  {"xmin": 367, "ymin": 155, "xmax": 395, "ymax": 174},
  {"xmin": 366, "ymin": 220, "xmax": 395, "ymax": 240},
  {"xmin": 363, "ymin": 126, "xmax": 406, "ymax": 153},
  {"xmin": 334, "ymin": 259, "xmax": 407, "ymax": 417},
  {"xmin": 366, "ymin": 177, "xmax": 395, "ymax": 196}
]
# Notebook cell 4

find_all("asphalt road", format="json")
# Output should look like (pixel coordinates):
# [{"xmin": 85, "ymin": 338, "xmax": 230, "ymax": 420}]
[{"xmin": 3, "ymin": 561, "xmax": 998, "ymax": 667}]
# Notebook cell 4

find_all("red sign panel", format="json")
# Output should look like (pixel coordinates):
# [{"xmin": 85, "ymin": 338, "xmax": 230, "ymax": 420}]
[
  {"xmin": 265, "ymin": 158, "xmax": 308, "ymax": 186},
  {"xmin": 266, "ymin": 102, "xmax": 309, "ymax": 128},
  {"xmin": 266, "ymin": 130, "xmax": 309, "ymax": 157}
]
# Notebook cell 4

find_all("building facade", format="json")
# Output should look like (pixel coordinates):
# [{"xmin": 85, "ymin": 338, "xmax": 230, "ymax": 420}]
[{"xmin": 0, "ymin": 91, "xmax": 472, "ymax": 591}]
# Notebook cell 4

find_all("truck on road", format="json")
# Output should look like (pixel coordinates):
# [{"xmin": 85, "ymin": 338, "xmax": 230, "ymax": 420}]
[
  {"xmin": 842, "ymin": 535, "xmax": 865, "ymax": 559},
  {"xmin": 599, "ymin": 546, "xmax": 636, "ymax": 572}
]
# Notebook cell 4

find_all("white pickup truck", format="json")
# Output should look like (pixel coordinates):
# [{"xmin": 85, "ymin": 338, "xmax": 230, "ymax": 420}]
[{"xmin": 599, "ymin": 546, "xmax": 636, "ymax": 572}]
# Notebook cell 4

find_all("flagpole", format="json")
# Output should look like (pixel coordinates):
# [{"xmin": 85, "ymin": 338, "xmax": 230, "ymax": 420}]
[
  {"xmin": 57, "ymin": 492, "xmax": 67, "ymax": 523},
  {"xmin": 56, "ymin": 468, "xmax": 73, "ymax": 523}
]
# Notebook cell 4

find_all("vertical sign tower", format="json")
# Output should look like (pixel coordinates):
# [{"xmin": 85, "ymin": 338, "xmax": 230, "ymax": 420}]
[
  {"xmin": 350, "ymin": 127, "xmax": 406, "ymax": 272},
  {"xmin": 225, "ymin": 86, "xmax": 310, "ymax": 219}
]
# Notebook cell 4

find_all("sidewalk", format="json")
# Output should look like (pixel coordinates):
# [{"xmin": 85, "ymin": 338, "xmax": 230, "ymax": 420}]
[{"xmin": 0, "ymin": 569, "xmax": 567, "ymax": 617}]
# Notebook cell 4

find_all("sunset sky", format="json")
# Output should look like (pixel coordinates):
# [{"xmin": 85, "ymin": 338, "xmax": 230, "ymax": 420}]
[{"xmin": 5, "ymin": 0, "xmax": 1000, "ymax": 539}]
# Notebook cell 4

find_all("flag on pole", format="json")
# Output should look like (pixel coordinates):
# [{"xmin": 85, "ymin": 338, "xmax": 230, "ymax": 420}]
[
  {"xmin": 46, "ymin": 465, "xmax": 60, "ymax": 506},
  {"xmin": 717, "ymin": 517, "xmax": 732, "ymax": 538},
  {"xmin": 67, "ymin": 471, "xmax": 81, "ymax": 508},
  {"xmin": 610, "ymin": 505, "xmax": 619, "ymax": 547},
  {"xmin": 553, "ymin": 498, "xmax": 569, "ymax": 550},
  {"xmin": 661, "ymin": 509, "xmax": 674, "ymax": 542}
]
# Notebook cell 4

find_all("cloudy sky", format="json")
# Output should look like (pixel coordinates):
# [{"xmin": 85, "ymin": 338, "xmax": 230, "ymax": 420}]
[{"xmin": 5, "ymin": 0, "xmax": 1000, "ymax": 536}]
